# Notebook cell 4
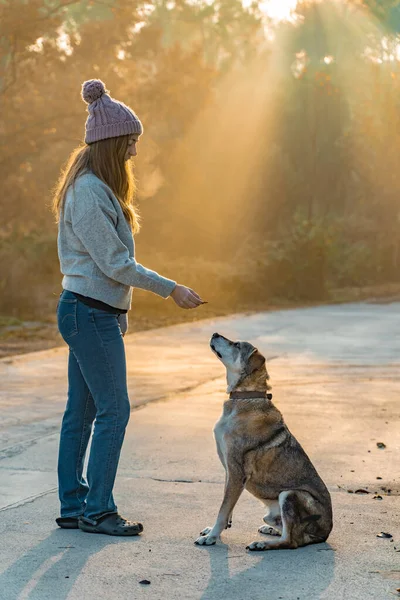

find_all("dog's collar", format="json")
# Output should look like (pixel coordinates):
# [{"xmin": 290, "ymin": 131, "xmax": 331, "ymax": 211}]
[{"xmin": 229, "ymin": 391, "xmax": 273, "ymax": 400}]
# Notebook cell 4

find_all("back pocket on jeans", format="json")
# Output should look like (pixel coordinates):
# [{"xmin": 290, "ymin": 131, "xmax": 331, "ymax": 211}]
[{"xmin": 57, "ymin": 298, "xmax": 78, "ymax": 339}]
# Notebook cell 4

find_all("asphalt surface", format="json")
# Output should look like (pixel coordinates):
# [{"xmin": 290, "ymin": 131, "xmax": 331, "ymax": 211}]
[{"xmin": 0, "ymin": 302, "xmax": 399, "ymax": 599}]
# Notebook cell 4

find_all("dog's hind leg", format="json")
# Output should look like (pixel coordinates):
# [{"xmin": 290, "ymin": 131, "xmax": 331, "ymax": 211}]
[
  {"xmin": 258, "ymin": 525, "xmax": 281, "ymax": 536},
  {"xmin": 259, "ymin": 499, "xmax": 281, "ymax": 536},
  {"xmin": 247, "ymin": 490, "xmax": 323, "ymax": 551}
]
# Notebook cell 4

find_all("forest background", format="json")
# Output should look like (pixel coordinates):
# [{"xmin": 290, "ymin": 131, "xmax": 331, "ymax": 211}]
[{"xmin": 1, "ymin": 0, "xmax": 400, "ymax": 354}]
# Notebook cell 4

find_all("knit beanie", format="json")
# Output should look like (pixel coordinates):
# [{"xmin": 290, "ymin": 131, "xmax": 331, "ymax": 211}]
[{"xmin": 81, "ymin": 79, "xmax": 143, "ymax": 144}]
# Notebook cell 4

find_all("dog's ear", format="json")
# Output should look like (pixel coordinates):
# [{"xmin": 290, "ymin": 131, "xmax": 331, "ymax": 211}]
[{"xmin": 245, "ymin": 349, "xmax": 266, "ymax": 375}]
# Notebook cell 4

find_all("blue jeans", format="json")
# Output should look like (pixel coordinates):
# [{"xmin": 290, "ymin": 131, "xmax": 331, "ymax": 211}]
[{"xmin": 56, "ymin": 289, "xmax": 131, "ymax": 523}]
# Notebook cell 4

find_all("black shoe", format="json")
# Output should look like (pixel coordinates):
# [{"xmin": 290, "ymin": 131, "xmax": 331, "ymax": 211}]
[
  {"xmin": 56, "ymin": 517, "xmax": 80, "ymax": 529},
  {"xmin": 78, "ymin": 513, "xmax": 143, "ymax": 536}
]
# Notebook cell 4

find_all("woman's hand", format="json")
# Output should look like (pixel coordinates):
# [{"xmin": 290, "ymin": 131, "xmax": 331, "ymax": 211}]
[
  {"xmin": 170, "ymin": 284, "xmax": 206, "ymax": 309},
  {"xmin": 118, "ymin": 313, "xmax": 128, "ymax": 336}
]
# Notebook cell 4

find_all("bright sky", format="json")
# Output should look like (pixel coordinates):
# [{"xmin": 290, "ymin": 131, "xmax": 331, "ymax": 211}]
[{"xmin": 243, "ymin": 0, "xmax": 298, "ymax": 21}]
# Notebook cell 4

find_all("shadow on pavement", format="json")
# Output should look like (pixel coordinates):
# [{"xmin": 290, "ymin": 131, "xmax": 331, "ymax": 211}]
[
  {"xmin": 0, "ymin": 527, "xmax": 142, "ymax": 600},
  {"xmin": 200, "ymin": 540, "xmax": 336, "ymax": 600}
]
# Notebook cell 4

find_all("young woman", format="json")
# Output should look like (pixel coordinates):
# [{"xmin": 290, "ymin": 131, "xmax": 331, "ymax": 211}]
[{"xmin": 52, "ymin": 79, "xmax": 204, "ymax": 536}]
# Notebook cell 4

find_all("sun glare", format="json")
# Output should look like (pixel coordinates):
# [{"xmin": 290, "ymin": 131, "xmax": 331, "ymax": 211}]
[{"xmin": 243, "ymin": 0, "xmax": 298, "ymax": 22}]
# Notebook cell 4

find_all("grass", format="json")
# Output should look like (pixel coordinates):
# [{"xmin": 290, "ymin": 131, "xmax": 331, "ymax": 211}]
[{"xmin": 0, "ymin": 316, "xmax": 23, "ymax": 327}]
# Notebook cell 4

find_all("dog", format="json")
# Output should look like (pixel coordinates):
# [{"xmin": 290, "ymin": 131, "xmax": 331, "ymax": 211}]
[{"xmin": 195, "ymin": 333, "xmax": 333, "ymax": 551}]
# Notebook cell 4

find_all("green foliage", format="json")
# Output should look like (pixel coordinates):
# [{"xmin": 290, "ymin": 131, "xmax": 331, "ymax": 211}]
[
  {"xmin": 0, "ymin": 316, "xmax": 22, "ymax": 327},
  {"xmin": 0, "ymin": 231, "xmax": 59, "ymax": 317},
  {"xmin": 361, "ymin": 0, "xmax": 400, "ymax": 31},
  {"xmin": 262, "ymin": 213, "xmax": 330, "ymax": 301},
  {"xmin": 256, "ymin": 213, "xmax": 398, "ymax": 300},
  {"xmin": 324, "ymin": 216, "xmax": 398, "ymax": 287},
  {"xmin": 2, "ymin": 0, "xmax": 400, "ymax": 317}
]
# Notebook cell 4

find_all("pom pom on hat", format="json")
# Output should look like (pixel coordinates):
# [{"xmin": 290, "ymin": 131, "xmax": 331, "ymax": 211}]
[
  {"xmin": 81, "ymin": 79, "xmax": 107, "ymax": 104},
  {"xmin": 81, "ymin": 77, "xmax": 143, "ymax": 143}
]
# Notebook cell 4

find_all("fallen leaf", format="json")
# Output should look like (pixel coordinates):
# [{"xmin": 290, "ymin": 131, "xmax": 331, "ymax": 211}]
[
  {"xmin": 377, "ymin": 532, "xmax": 392, "ymax": 539},
  {"xmin": 373, "ymin": 495, "xmax": 383, "ymax": 500},
  {"xmin": 139, "ymin": 580, "xmax": 151, "ymax": 585},
  {"xmin": 355, "ymin": 489, "xmax": 370, "ymax": 494},
  {"xmin": 377, "ymin": 442, "xmax": 386, "ymax": 449}
]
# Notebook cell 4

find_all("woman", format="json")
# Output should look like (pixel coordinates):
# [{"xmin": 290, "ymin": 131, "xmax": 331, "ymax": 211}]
[{"xmin": 52, "ymin": 79, "xmax": 204, "ymax": 536}]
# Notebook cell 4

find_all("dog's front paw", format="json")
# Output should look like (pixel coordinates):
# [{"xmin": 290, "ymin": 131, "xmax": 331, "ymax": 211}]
[
  {"xmin": 195, "ymin": 532, "xmax": 218, "ymax": 546},
  {"xmin": 258, "ymin": 525, "xmax": 280, "ymax": 536},
  {"xmin": 246, "ymin": 541, "xmax": 270, "ymax": 552}
]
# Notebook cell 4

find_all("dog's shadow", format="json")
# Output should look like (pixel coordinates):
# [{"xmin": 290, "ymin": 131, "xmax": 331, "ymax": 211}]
[
  {"xmin": 200, "ymin": 540, "xmax": 336, "ymax": 600},
  {"xmin": 0, "ymin": 527, "xmax": 141, "ymax": 600}
]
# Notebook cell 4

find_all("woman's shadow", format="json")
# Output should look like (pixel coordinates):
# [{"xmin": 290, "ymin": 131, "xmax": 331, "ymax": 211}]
[
  {"xmin": 200, "ymin": 539, "xmax": 336, "ymax": 600},
  {"xmin": 0, "ymin": 527, "xmax": 142, "ymax": 600}
]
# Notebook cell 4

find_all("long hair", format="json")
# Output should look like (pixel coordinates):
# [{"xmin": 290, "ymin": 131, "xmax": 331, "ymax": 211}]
[{"xmin": 51, "ymin": 135, "xmax": 141, "ymax": 234}]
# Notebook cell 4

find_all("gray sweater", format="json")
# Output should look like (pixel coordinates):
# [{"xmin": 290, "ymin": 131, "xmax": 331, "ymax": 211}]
[{"xmin": 57, "ymin": 171, "xmax": 176, "ymax": 311}]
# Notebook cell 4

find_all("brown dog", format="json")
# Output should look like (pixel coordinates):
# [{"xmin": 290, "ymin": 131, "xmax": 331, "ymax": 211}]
[{"xmin": 195, "ymin": 333, "xmax": 333, "ymax": 551}]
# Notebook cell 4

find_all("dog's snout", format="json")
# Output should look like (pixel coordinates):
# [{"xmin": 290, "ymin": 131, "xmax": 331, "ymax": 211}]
[{"xmin": 212, "ymin": 332, "xmax": 220, "ymax": 339}]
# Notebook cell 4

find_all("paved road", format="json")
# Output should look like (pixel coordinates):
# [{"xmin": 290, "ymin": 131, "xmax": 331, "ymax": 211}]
[{"xmin": 0, "ymin": 303, "xmax": 399, "ymax": 599}]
